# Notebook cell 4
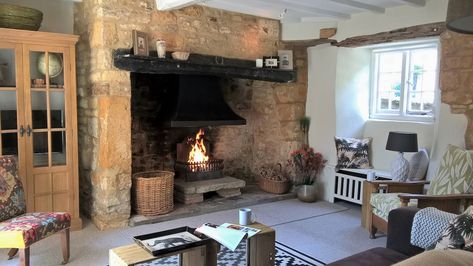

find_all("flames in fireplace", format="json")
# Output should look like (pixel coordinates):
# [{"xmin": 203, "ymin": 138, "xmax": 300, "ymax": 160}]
[
  {"xmin": 188, "ymin": 129, "xmax": 209, "ymax": 165},
  {"xmin": 175, "ymin": 128, "xmax": 224, "ymax": 181}
]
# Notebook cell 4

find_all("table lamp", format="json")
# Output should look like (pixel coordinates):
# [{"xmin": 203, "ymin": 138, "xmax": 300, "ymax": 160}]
[{"xmin": 386, "ymin": 131, "xmax": 418, "ymax": 181}]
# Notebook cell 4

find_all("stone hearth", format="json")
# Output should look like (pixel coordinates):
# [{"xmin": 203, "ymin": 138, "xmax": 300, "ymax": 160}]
[{"xmin": 174, "ymin": 176, "xmax": 246, "ymax": 204}]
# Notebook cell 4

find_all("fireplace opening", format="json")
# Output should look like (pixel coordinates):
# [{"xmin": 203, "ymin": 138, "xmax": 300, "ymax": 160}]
[{"xmin": 175, "ymin": 128, "xmax": 224, "ymax": 182}]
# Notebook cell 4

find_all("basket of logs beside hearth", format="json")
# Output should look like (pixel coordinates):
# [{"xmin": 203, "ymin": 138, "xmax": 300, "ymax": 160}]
[
  {"xmin": 258, "ymin": 163, "xmax": 292, "ymax": 194},
  {"xmin": 132, "ymin": 170, "xmax": 174, "ymax": 216}
]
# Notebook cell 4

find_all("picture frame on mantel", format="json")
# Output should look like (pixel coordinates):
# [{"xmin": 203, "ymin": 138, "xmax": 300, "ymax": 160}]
[
  {"xmin": 132, "ymin": 30, "xmax": 149, "ymax": 56},
  {"xmin": 278, "ymin": 50, "xmax": 293, "ymax": 70}
]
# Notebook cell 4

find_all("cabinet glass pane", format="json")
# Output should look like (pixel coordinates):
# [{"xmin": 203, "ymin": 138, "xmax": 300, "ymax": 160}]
[
  {"xmin": 1, "ymin": 133, "xmax": 18, "ymax": 156},
  {"xmin": 0, "ymin": 91, "xmax": 17, "ymax": 130},
  {"xmin": 31, "ymin": 91, "xmax": 47, "ymax": 129},
  {"xmin": 33, "ymin": 132, "xmax": 48, "ymax": 167},
  {"xmin": 30, "ymin": 51, "xmax": 46, "ymax": 88},
  {"xmin": 0, "ymin": 49, "xmax": 16, "ymax": 87},
  {"xmin": 48, "ymin": 53, "xmax": 64, "ymax": 89},
  {"xmin": 50, "ymin": 91, "xmax": 65, "ymax": 128},
  {"xmin": 52, "ymin": 131, "xmax": 66, "ymax": 166}
]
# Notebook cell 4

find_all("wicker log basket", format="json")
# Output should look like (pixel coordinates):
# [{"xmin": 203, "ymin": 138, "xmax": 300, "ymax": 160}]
[
  {"xmin": 0, "ymin": 4, "xmax": 43, "ymax": 31},
  {"xmin": 258, "ymin": 163, "xmax": 291, "ymax": 194},
  {"xmin": 132, "ymin": 171, "xmax": 174, "ymax": 216}
]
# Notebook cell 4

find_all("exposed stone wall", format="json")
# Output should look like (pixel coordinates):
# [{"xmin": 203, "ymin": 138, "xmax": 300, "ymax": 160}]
[
  {"xmin": 440, "ymin": 31, "xmax": 473, "ymax": 148},
  {"xmin": 75, "ymin": 0, "xmax": 307, "ymax": 229}
]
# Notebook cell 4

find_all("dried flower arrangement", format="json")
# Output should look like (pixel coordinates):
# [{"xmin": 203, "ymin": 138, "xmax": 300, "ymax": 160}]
[{"xmin": 288, "ymin": 145, "xmax": 326, "ymax": 186}]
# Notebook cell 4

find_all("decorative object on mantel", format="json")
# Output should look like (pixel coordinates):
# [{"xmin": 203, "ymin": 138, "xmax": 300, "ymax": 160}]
[
  {"xmin": 278, "ymin": 50, "xmax": 293, "ymax": 70},
  {"xmin": 156, "ymin": 39, "xmax": 166, "ymax": 58},
  {"xmin": 263, "ymin": 56, "xmax": 279, "ymax": 68},
  {"xmin": 172, "ymin": 51, "xmax": 190, "ymax": 61},
  {"xmin": 0, "ymin": 3, "xmax": 43, "ymax": 31},
  {"xmin": 113, "ymin": 49, "xmax": 297, "ymax": 83},
  {"xmin": 258, "ymin": 163, "xmax": 291, "ymax": 194},
  {"xmin": 386, "ymin": 131, "xmax": 418, "ymax": 182},
  {"xmin": 255, "ymin": 58, "xmax": 263, "ymax": 68},
  {"xmin": 132, "ymin": 30, "xmax": 149, "ymax": 56},
  {"xmin": 288, "ymin": 145, "xmax": 326, "ymax": 202}
]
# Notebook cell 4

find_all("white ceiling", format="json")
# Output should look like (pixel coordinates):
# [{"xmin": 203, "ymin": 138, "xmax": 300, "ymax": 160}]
[{"xmin": 156, "ymin": 0, "xmax": 427, "ymax": 23}]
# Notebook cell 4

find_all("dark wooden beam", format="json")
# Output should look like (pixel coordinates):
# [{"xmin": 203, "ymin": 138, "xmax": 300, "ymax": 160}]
[
  {"xmin": 334, "ymin": 22, "xmax": 445, "ymax": 48},
  {"xmin": 113, "ymin": 49, "xmax": 297, "ymax": 83},
  {"xmin": 281, "ymin": 38, "xmax": 336, "ymax": 48}
]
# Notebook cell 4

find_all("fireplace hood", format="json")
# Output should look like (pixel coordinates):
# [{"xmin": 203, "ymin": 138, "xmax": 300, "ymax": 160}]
[{"xmin": 156, "ymin": 74, "xmax": 246, "ymax": 128}]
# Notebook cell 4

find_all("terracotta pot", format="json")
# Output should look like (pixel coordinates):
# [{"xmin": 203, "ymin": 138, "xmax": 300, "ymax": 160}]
[{"xmin": 296, "ymin": 184, "xmax": 318, "ymax": 202}]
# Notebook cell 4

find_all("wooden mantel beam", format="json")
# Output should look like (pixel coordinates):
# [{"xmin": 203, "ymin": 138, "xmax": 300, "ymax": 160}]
[{"xmin": 334, "ymin": 22, "xmax": 445, "ymax": 48}]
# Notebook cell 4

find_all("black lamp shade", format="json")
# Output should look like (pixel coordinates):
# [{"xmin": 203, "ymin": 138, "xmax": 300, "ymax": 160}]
[
  {"xmin": 386, "ymin": 131, "xmax": 418, "ymax": 153},
  {"xmin": 447, "ymin": 0, "xmax": 473, "ymax": 34}
]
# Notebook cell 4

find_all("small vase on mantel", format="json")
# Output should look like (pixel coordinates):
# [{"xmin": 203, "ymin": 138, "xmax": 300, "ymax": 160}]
[{"xmin": 296, "ymin": 183, "xmax": 318, "ymax": 203}]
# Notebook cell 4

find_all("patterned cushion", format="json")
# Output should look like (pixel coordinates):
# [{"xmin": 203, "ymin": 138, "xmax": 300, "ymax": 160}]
[
  {"xmin": 427, "ymin": 145, "xmax": 473, "ymax": 195},
  {"xmin": 408, "ymin": 148, "xmax": 429, "ymax": 181},
  {"xmin": 411, "ymin": 207, "xmax": 457, "ymax": 249},
  {"xmin": 370, "ymin": 193, "xmax": 417, "ymax": 221},
  {"xmin": 0, "ymin": 156, "xmax": 26, "ymax": 222},
  {"xmin": 334, "ymin": 137, "xmax": 372, "ymax": 169},
  {"xmin": 434, "ymin": 206, "xmax": 473, "ymax": 251},
  {"xmin": 0, "ymin": 212, "xmax": 71, "ymax": 248}
]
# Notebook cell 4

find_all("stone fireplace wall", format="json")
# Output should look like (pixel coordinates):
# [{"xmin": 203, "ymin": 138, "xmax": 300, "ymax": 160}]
[
  {"xmin": 74, "ymin": 0, "xmax": 307, "ymax": 229},
  {"xmin": 440, "ymin": 30, "xmax": 473, "ymax": 148}
]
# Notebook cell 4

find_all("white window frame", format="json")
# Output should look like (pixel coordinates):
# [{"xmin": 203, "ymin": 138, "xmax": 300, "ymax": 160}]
[{"xmin": 369, "ymin": 40, "xmax": 439, "ymax": 122}]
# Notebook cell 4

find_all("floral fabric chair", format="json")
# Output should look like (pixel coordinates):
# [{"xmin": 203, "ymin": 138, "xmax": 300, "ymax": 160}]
[
  {"xmin": 368, "ymin": 145, "xmax": 473, "ymax": 238},
  {"xmin": 0, "ymin": 156, "xmax": 71, "ymax": 266}
]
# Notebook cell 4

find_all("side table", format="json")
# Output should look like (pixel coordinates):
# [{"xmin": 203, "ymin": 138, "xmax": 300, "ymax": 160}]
[{"xmin": 247, "ymin": 223, "xmax": 276, "ymax": 266}]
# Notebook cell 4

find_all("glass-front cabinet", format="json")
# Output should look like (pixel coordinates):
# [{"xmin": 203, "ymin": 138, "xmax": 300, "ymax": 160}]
[{"xmin": 0, "ymin": 29, "xmax": 81, "ymax": 229}]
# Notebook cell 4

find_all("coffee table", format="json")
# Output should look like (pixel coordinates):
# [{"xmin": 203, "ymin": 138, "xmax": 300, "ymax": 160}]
[
  {"xmin": 246, "ymin": 223, "xmax": 276, "ymax": 266},
  {"xmin": 109, "ymin": 240, "xmax": 219, "ymax": 266}
]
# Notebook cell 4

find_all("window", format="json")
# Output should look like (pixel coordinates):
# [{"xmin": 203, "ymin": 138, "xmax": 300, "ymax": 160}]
[{"xmin": 370, "ymin": 42, "xmax": 439, "ymax": 121}]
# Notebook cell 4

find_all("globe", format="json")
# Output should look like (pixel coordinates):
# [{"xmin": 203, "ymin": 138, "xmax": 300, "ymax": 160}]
[{"xmin": 37, "ymin": 53, "xmax": 63, "ymax": 78}]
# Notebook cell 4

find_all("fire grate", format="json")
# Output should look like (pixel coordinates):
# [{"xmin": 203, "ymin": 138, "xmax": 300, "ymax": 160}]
[{"xmin": 175, "ymin": 159, "xmax": 224, "ymax": 181}]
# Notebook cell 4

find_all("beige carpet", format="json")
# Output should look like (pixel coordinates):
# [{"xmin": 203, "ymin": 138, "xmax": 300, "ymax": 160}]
[{"xmin": 0, "ymin": 200, "xmax": 385, "ymax": 265}]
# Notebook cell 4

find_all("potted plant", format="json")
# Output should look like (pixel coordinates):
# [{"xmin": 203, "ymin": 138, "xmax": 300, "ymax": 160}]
[{"xmin": 288, "ymin": 145, "xmax": 326, "ymax": 202}]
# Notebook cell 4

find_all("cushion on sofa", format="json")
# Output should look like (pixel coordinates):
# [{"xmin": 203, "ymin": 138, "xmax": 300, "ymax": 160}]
[
  {"xmin": 370, "ymin": 193, "xmax": 417, "ymax": 221},
  {"xmin": 334, "ymin": 137, "xmax": 372, "ymax": 170},
  {"xmin": 393, "ymin": 249, "xmax": 473, "ymax": 266},
  {"xmin": 410, "ymin": 207, "xmax": 457, "ymax": 249},
  {"xmin": 434, "ymin": 206, "xmax": 473, "ymax": 251},
  {"xmin": 408, "ymin": 148, "xmax": 429, "ymax": 181},
  {"xmin": 427, "ymin": 145, "xmax": 473, "ymax": 195}
]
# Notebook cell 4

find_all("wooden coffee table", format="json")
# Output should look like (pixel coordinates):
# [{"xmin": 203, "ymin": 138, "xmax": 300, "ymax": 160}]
[
  {"xmin": 246, "ymin": 223, "xmax": 276, "ymax": 266},
  {"xmin": 109, "ymin": 240, "xmax": 219, "ymax": 266}
]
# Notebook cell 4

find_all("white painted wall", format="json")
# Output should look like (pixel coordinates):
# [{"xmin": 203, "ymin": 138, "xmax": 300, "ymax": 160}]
[
  {"xmin": 0, "ymin": 0, "xmax": 74, "ymax": 34},
  {"xmin": 292, "ymin": 0, "xmax": 468, "ymax": 202}
]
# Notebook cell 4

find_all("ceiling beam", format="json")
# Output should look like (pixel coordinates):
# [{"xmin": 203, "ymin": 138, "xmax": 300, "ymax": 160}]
[
  {"xmin": 396, "ymin": 0, "xmax": 426, "ymax": 7},
  {"xmin": 202, "ymin": 1, "xmax": 301, "ymax": 21},
  {"xmin": 156, "ymin": 0, "xmax": 202, "ymax": 10},
  {"xmin": 263, "ymin": 0, "xmax": 351, "ymax": 19},
  {"xmin": 330, "ymin": 0, "xmax": 385, "ymax": 13}
]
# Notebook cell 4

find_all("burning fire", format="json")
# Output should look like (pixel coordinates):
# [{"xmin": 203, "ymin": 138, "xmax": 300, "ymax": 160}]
[{"xmin": 188, "ymin": 129, "xmax": 209, "ymax": 164}]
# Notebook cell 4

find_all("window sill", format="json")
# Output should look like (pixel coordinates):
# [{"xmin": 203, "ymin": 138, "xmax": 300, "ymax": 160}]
[{"xmin": 369, "ymin": 115, "xmax": 434, "ymax": 124}]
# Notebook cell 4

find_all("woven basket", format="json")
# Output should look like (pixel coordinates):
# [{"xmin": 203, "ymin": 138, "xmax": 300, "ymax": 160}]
[
  {"xmin": 258, "ymin": 176, "xmax": 291, "ymax": 194},
  {"xmin": 132, "ymin": 171, "xmax": 174, "ymax": 216},
  {"xmin": 0, "ymin": 4, "xmax": 43, "ymax": 31}
]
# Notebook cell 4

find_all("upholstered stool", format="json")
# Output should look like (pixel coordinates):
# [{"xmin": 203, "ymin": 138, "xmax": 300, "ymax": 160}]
[{"xmin": 0, "ymin": 156, "xmax": 71, "ymax": 266}]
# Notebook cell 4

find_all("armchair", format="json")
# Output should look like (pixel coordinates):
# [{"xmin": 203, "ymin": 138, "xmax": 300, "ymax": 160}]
[
  {"xmin": 0, "ymin": 156, "xmax": 71, "ymax": 266},
  {"xmin": 367, "ymin": 145, "xmax": 473, "ymax": 239}
]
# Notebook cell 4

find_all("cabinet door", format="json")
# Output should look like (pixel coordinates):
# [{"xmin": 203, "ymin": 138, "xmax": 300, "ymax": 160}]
[
  {"xmin": 0, "ymin": 44, "xmax": 27, "ymax": 188},
  {"xmin": 24, "ymin": 46, "xmax": 74, "ymax": 213}
]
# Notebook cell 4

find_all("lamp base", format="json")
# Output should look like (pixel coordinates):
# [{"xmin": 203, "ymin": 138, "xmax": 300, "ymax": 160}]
[{"xmin": 391, "ymin": 153, "xmax": 409, "ymax": 182}]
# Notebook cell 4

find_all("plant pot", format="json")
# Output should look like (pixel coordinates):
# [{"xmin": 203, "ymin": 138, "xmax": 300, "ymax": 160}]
[{"xmin": 296, "ymin": 184, "xmax": 318, "ymax": 202}]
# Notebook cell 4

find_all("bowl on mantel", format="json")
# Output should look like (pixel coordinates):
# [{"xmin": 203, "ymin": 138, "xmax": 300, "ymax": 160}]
[{"xmin": 172, "ymin": 51, "xmax": 190, "ymax": 61}]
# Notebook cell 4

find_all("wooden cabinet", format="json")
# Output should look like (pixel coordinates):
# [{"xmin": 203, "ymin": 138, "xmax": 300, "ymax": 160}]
[{"xmin": 0, "ymin": 28, "xmax": 81, "ymax": 229}]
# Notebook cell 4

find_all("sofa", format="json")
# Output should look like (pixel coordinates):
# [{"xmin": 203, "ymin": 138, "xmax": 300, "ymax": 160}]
[{"xmin": 327, "ymin": 207, "xmax": 473, "ymax": 266}]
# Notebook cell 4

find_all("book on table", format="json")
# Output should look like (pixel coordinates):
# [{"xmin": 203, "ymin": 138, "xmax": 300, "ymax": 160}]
[{"xmin": 195, "ymin": 223, "xmax": 261, "ymax": 251}]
